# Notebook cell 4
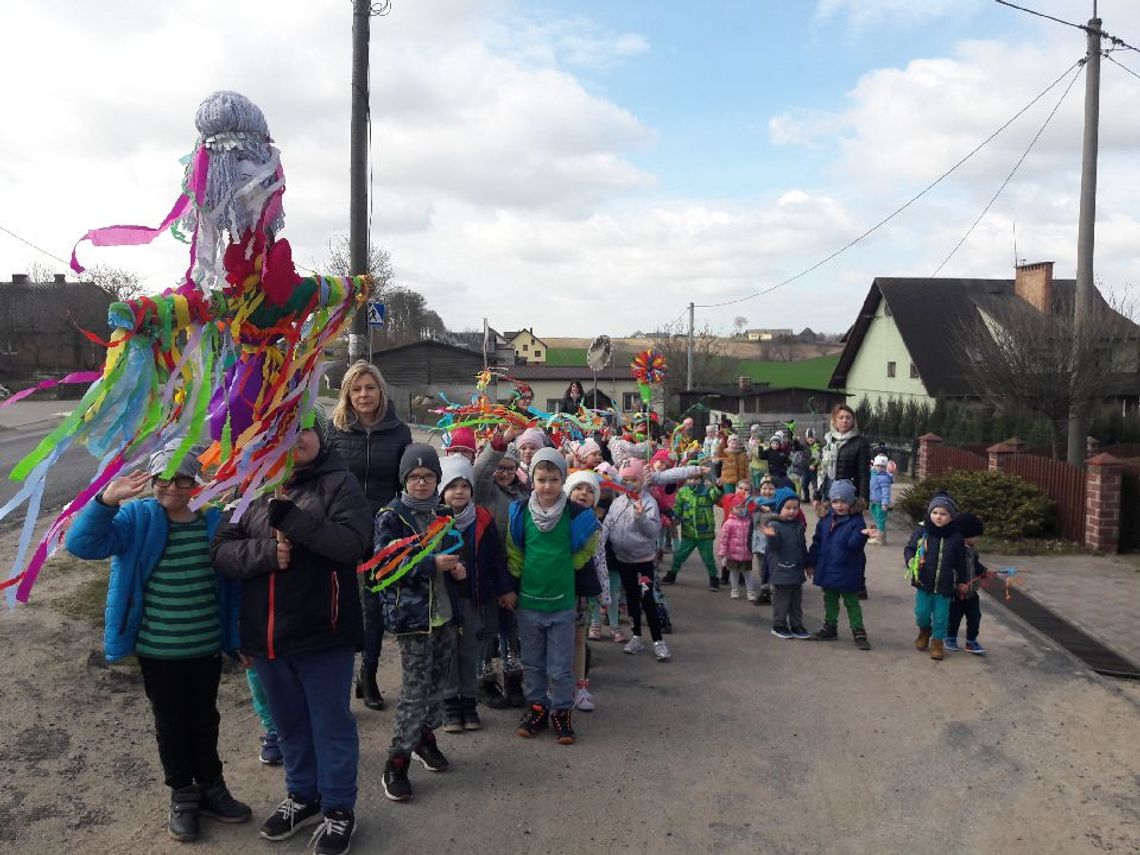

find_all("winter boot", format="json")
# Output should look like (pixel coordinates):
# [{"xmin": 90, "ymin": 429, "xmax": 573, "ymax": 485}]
[
  {"xmin": 852, "ymin": 628, "xmax": 872, "ymax": 650},
  {"xmin": 200, "ymin": 777, "xmax": 252, "ymax": 823},
  {"xmin": 810, "ymin": 622, "xmax": 839, "ymax": 641},
  {"xmin": 442, "ymin": 696, "xmax": 465, "ymax": 733},
  {"xmin": 929, "ymin": 638, "xmax": 945, "ymax": 661},
  {"xmin": 516, "ymin": 702, "xmax": 549, "ymax": 738},
  {"xmin": 720, "ymin": 566, "xmax": 730, "ymax": 584},
  {"xmin": 355, "ymin": 662, "xmax": 384, "ymax": 711},
  {"xmin": 914, "ymin": 628, "xmax": 932, "ymax": 651},
  {"xmin": 461, "ymin": 696, "xmax": 482, "ymax": 731},
  {"xmin": 168, "ymin": 785, "xmax": 201, "ymax": 842},
  {"xmin": 663, "ymin": 570, "xmax": 678, "ymax": 585},
  {"xmin": 550, "ymin": 709, "xmax": 576, "ymax": 745},
  {"xmin": 503, "ymin": 672, "xmax": 526, "ymax": 708},
  {"xmin": 757, "ymin": 584, "xmax": 772, "ymax": 604}
]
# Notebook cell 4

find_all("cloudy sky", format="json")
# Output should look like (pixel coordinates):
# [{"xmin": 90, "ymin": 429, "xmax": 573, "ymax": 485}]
[{"xmin": 3, "ymin": 0, "xmax": 1140, "ymax": 338}]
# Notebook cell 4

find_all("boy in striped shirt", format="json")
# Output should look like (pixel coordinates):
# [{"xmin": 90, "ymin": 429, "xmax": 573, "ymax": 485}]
[{"xmin": 67, "ymin": 444, "xmax": 248, "ymax": 843}]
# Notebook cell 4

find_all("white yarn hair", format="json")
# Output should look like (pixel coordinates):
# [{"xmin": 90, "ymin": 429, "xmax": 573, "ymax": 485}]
[{"xmin": 182, "ymin": 91, "xmax": 286, "ymax": 289}]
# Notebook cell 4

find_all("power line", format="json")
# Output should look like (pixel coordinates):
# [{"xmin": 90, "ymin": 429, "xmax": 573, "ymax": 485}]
[
  {"xmin": 693, "ymin": 57, "xmax": 1084, "ymax": 310},
  {"xmin": 1106, "ymin": 52, "xmax": 1140, "ymax": 83},
  {"xmin": 932, "ymin": 60, "xmax": 1084, "ymax": 276},
  {"xmin": 994, "ymin": 0, "xmax": 1140, "ymax": 55},
  {"xmin": 0, "ymin": 223, "xmax": 72, "ymax": 269}
]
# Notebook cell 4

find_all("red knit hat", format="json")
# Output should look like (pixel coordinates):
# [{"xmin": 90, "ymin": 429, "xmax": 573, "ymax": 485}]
[{"xmin": 447, "ymin": 427, "xmax": 477, "ymax": 455}]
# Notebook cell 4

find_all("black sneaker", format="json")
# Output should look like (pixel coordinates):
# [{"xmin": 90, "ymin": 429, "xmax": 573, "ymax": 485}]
[
  {"xmin": 791, "ymin": 626, "xmax": 812, "ymax": 640},
  {"xmin": 411, "ymin": 729, "xmax": 449, "ymax": 771},
  {"xmin": 199, "ymin": 778, "xmax": 252, "ymax": 823},
  {"xmin": 259, "ymin": 794, "xmax": 323, "ymax": 841},
  {"xmin": 516, "ymin": 702, "xmax": 549, "ymax": 738},
  {"xmin": 708, "ymin": 577, "xmax": 720, "ymax": 592},
  {"xmin": 442, "ymin": 697, "xmax": 464, "ymax": 734},
  {"xmin": 168, "ymin": 786, "xmax": 200, "ymax": 842},
  {"xmin": 550, "ymin": 709, "xmax": 575, "ymax": 745},
  {"xmin": 309, "ymin": 809, "xmax": 356, "ymax": 855},
  {"xmin": 662, "ymin": 571, "xmax": 678, "ymax": 585},
  {"xmin": 382, "ymin": 753, "xmax": 413, "ymax": 802},
  {"xmin": 770, "ymin": 626, "xmax": 794, "ymax": 640},
  {"xmin": 720, "ymin": 568, "xmax": 730, "ymax": 584},
  {"xmin": 462, "ymin": 697, "xmax": 482, "ymax": 731},
  {"xmin": 853, "ymin": 628, "xmax": 872, "ymax": 650}
]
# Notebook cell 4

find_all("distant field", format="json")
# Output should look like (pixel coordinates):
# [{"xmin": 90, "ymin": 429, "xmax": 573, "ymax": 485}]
[
  {"xmin": 542, "ymin": 349, "xmax": 838, "ymax": 390},
  {"xmin": 735, "ymin": 354, "xmax": 838, "ymax": 390}
]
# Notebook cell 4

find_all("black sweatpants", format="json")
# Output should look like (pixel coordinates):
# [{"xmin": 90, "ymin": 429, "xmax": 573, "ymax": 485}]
[
  {"xmin": 612, "ymin": 557, "xmax": 663, "ymax": 643},
  {"xmin": 948, "ymin": 595, "xmax": 982, "ymax": 641},
  {"xmin": 138, "ymin": 654, "xmax": 224, "ymax": 790}
]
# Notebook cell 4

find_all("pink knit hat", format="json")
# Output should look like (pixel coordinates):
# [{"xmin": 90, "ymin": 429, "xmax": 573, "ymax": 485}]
[
  {"xmin": 619, "ymin": 457, "xmax": 645, "ymax": 480},
  {"xmin": 446, "ymin": 427, "xmax": 476, "ymax": 455},
  {"xmin": 517, "ymin": 428, "xmax": 546, "ymax": 450}
]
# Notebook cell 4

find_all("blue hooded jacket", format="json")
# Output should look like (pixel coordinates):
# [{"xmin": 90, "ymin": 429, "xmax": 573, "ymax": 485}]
[
  {"xmin": 66, "ymin": 498, "xmax": 240, "ymax": 662},
  {"xmin": 806, "ymin": 510, "xmax": 869, "ymax": 593}
]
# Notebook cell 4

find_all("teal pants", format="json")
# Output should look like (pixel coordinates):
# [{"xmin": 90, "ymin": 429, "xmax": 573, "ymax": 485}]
[
  {"xmin": 672, "ymin": 537, "xmax": 718, "ymax": 578},
  {"xmin": 915, "ymin": 589, "xmax": 951, "ymax": 639},
  {"xmin": 246, "ymin": 668, "xmax": 275, "ymax": 732}
]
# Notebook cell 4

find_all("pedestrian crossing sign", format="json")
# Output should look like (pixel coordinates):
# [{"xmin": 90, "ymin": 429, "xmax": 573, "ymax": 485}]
[{"xmin": 367, "ymin": 301, "xmax": 385, "ymax": 327}]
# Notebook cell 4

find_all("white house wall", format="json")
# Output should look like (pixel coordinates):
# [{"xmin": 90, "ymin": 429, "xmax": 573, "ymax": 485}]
[{"xmin": 844, "ymin": 298, "xmax": 934, "ymax": 408}]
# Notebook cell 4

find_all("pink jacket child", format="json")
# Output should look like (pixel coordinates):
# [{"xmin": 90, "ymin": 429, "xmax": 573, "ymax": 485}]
[
  {"xmin": 716, "ymin": 506, "xmax": 757, "ymax": 599},
  {"xmin": 716, "ymin": 509, "xmax": 753, "ymax": 563}
]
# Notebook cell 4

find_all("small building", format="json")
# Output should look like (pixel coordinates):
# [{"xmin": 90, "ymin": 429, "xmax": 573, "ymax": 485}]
[
  {"xmin": 0, "ymin": 274, "xmax": 113, "ymax": 382},
  {"xmin": 503, "ymin": 328, "xmax": 549, "ymax": 364},
  {"xmin": 677, "ymin": 384, "xmax": 847, "ymax": 436},
  {"xmin": 745, "ymin": 328, "xmax": 794, "ymax": 342},
  {"xmin": 507, "ymin": 365, "xmax": 637, "ymax": 413}
]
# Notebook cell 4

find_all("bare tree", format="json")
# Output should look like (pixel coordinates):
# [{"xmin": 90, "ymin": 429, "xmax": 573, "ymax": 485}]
[
  {"xmin": 733, "ymin": 316, "xmax": 748, "ymax": 337},
  {"xmin": 651, "ymin": 321, "xmax": 732, "ymax": 409},
  {"xmin": 324, "ymin": 233, "xmax": 394, "ymax": 299},
  {"xmin": 89, "ymin": 265, "xmax": 143, "ymax": 302},
  {"xmin": 956, "ymin": 291, "xmax": 1138, "ymax": 460}
]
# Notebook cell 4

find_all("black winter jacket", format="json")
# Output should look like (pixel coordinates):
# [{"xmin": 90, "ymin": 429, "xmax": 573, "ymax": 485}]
[
  {"xmin": 903, "ymin": 521, "xmax": 970, "ymax": 597},
  {"xmin": 327, "ymin": 400, "xmax": 412, "ymax": 517},
  {"xmin": 211, "ymin": 452, "xmax": 373, "ymax": 659},
  {"xmin": 829, "ymin": 434, "xmax": 873, "ymax": 500},
  {"xmin": 766, "ymin": 518, "xmax": 808, "ymax": 585}
]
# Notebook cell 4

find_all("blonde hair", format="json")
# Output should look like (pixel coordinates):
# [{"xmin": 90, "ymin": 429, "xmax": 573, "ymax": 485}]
[{"xmin": 332, "ymin": 361, "xmax": 389, "ymax": 431}]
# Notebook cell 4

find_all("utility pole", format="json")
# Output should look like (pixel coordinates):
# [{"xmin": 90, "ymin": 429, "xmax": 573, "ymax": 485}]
[
  {"xmin": 347, "ymin": 0, "xmax": 371, "ymax": 365},
  {"xmin": 686, "ymin": 302, "xmax": 694, "ymax": 391},
  {"xmin": 1068, "ymin": 13, "xmax": 1101, "ymax": 466}
]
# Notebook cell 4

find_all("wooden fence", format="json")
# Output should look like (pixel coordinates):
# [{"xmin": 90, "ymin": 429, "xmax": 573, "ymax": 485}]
[
  {"xmin": 1101, "ymin": 442, "xmax": 1140, "ymax": 460},
  {"xmin": 1003, "ymin": 453, "xmax": 1087, "ymax": 542},
  {"xmin": 926, "ymin": 444, "xmax": 987, "ymax": 478}
]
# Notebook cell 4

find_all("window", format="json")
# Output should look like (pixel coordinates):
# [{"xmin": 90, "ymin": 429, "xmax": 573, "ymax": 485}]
[
  {"xmin": 522, "ymin": 343, "xmax": 529, "ymax": 353},
  {"xmin": 909, "ymin": 362, "xmax": 919, "ymax": 378},
  {"xmin": 546, "ymin": 398, "xmax": 561, "ymax": 412},
  {"xmin": 534, "ymin": 349, "xmax": 542, "ymax": 358},
  {"xmin": 887, "ymin": 361, "xmax": 896, "ymax": 378},
  {"xmin": 622, "ymin": 392, "xmax": 639, "ymax": 411}
]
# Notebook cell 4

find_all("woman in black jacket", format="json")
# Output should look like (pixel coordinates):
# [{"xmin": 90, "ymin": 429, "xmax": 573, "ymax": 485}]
[
  {"xmin": 328, "ymin": 361, "xmax": 412, "ymax": 711},
  {"xmin": 212, "ymin": 410, "xmax": 373, "ymax": 845},
  {"xmin": 559, "ymin": 380, "xmax": 586, "ymax": 414}
]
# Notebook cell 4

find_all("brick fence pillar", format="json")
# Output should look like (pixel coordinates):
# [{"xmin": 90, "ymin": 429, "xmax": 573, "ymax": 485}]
[
  {"xmin": 986, "ymin": 440, "xmax": 1017, "ymax": 472},
  {"xmin": 1085, "ymin": 453, "xmax": 1123, "ymax": 554},
  {"xmin": 916, "ymin": 433, "xmax": 942, "ymax": 481}
]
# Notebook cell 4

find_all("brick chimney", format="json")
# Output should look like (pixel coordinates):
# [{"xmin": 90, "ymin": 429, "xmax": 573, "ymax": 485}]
[
  {"xmin": 54, "ymin": 273, "xmax": 66, "ymax": 283},
  {"xmin": 1014, "ymin": 261, "xmax": 1054, "ymax": 314},
  {"xmin": 11, "ymin": 273, "xmax": 28, "ymax": 284}
]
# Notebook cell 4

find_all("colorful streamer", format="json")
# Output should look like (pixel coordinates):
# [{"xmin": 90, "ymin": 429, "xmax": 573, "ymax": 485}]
[{"xmin": 358, "ymin": 516, "xmax": 461, "ymax": 592}]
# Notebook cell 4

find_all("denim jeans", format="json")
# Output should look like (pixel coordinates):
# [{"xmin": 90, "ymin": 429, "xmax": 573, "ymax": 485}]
[
  {"xmin": 254, "ymin": 646, "xmax": 358, "ymax": 811},
  {"xmin": 915, "ymin": 588, "xmax": 951, "ymax": 640},
  {"xmin": 516, "ymin": 608, "xmax": 576, "ymax": 712}
]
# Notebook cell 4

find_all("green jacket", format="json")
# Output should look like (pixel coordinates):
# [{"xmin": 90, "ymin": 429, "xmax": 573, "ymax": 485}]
[{"xmin": 673, "ymin": 483, "xmax": 722, "ymax": 540}]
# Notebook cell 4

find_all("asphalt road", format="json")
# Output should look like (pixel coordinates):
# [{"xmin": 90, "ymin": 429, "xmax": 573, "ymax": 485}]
[{"xmin": 0, "ymin": 421, "xmax": 100, "ymax": 526}]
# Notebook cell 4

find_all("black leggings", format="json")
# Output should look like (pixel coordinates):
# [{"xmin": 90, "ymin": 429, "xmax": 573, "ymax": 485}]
[{"xmin": 612, "ymin": 558, "xmax": 662, "ymax": 643}]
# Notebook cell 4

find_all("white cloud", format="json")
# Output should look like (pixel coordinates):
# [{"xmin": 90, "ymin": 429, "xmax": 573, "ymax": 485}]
[{"xmin": 813, "ymin": 0, "xmax": 979, "ymax": 29}]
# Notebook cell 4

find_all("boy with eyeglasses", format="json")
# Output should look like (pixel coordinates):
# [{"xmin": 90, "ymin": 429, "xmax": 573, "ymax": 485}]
[{"xmin": 66, "ymin": 442, "xmax": 250, "ymax": 844}]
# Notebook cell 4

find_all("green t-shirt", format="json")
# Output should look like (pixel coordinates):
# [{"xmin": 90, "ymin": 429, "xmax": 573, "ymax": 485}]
[
  {"xmin": 519, "ymin": 512, "xmax": 576, "ymax": 613},
  {"xmin": 135, "ymin": 517, "xmax": 221, "ymax": 659}
]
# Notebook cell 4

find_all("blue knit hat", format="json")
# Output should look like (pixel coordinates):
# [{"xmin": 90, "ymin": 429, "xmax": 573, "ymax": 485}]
[
  {"xmin": 829, "ymin": 479, "xmax": 856, "ymax": 505},
  {"xmin": 772, "ymin": 487, "xmax": 799, "ymax": 513}
]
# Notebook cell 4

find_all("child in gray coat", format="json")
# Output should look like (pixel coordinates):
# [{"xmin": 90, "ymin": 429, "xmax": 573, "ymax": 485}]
[{"xmin": 762, "ymin": 487, "xmax": 810, "ymax": 640}]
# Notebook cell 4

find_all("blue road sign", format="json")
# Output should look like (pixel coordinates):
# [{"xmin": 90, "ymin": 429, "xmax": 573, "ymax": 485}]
[{"xmin": 367, "ymin": 301, "xmax": 385, "ymax": 327}]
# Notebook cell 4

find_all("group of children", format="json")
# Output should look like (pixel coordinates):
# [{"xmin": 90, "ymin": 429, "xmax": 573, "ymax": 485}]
[{"xmin": 66, "ymin": 408, "xmax": 990, "ymax": 855}]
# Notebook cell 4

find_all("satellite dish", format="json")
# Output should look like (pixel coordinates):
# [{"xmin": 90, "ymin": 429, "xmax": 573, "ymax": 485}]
[{"xmin": 586, "ymin": 335, "xmax": 612, "ymax": 373}]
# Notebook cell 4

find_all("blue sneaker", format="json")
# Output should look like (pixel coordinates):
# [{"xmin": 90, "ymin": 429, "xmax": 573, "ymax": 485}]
[
  {"xmin": 259, "ymin": 731, "xmax": 283, "ymax": 766},
  {"xmin": 770, "ymin": 626, "xmax": 794, "ymax": 640},
  {"xmin": 964, "ymin": 640, "xmax": 987, "ymax": 655},
  {"xmin": 942, "ymin": 637, "xmax": 961, "ymax": 653}
]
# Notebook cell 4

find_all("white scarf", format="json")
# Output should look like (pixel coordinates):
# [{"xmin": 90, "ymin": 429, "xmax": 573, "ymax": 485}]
[
  {"xmin": 451, "ymin": 502, "xmax": 477, "ymax": 532},
  {"xmin": 528, "ymin": 491, "xmax": 567, "ymax": 532},
  {"xmin": 821, "ymin": 427, "xmax": 859, "ymax": 482}
]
